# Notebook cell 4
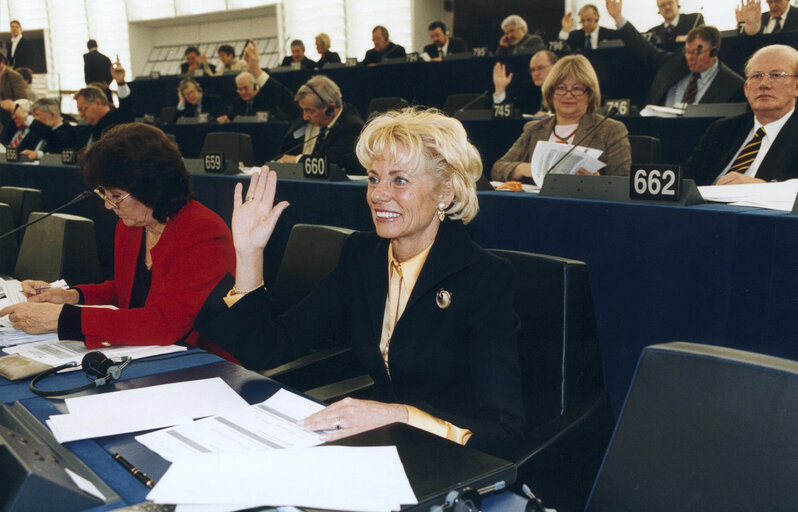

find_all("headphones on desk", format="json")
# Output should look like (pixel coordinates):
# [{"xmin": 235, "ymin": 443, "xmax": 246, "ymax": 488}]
[
  {"xmin": 30, "ymin": 351, "xmax": 131, "ymax": 397},
  {"xmin": 305, "ymin": 82, "xmax": 335, "ymax": 117}
]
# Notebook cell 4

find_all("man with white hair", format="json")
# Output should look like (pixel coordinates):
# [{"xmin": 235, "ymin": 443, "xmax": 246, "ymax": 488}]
[
  {"xmin": 20, "ymin": 98, "xmax": 77, "ymax": 159},
  {"xmin": 0, "ymin": 98, "xmax": 41, "ymax": 151},
  {"xmin": 496, "ymin": 15, "xmax": 546, "ymax": 56},
  {"xmin": 683, "ymin": 45, "xmax": 798, "ymax": 185}
]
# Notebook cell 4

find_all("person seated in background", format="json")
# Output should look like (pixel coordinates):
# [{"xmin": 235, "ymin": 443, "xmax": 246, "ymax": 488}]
[
  {"xmin": 0, "ymin": 123, "xmax": 236, "ymax": 359},
  {"xmin": 738, "ymin": 0, "xmax": 798, "ymax": 35},
  {"xmin": 175, "ymin": 76, "xmax": 225, "ymax": 120},
  {"xmin": 217, "ymin": 40, "xmax": 299, "ymax": 124},
  {"xmin": 15, "ymin": 67, "xmax": 36, "ymax": 102},
  {"xmin": 216, "ymin": 44, "xmax": 246, "ymax": 74},
  {"xmin": 606, "ymin": 0, "xmax": 745, "ymax": 107},
  {"xmin": 647, "ymin": 0, "xmax": 704, "ymax": 43},
  {"xmin": 180, "ymin": 46, "xmax": 216, "ymax": 76},
  {"xmin": 0, "ymin": 53, "xmax": 27, "ymax": 101},
  {"xmin": 74, "ymin": 58, "xmax": 132, "ymax": 146},
  {"xmin": 682, "ymin": 45, "xmax": 798, "ymax": 185},
  {"xmin": 493, "ymin": 50, "xmax": 558, "ymax": 115},
  {"xmin": 280, "ymin": 40, "xmax": 316, "ymax": 69},
  {"xmin": 0, "ymin": 98, "xmax": 41, "ymax": 151},
  {"xmin": 495, "ymin": 14, "xmax": 546, "ymax": 56},
  {"xmin": 491, "ymin": 54, "xmax": 631, "ymax": 181},
  {"xmin": 559, "ymin": 4, "xmax": 620, "ymax": 50},
  {"xmin": 194, "ymin": 108, "xmax": 525, "ymax": 459},
  {"xmin": 275, "ymin": 75, "xmax": 364, "ymax": 174},
  {"xmin": 315, "ymin": 33, "xmax": 341, "ymax": 68},
  {"xmin": 362, "ymin": 26, "xmax": 407, "ymax": 65},
  {"xmin": 422, "ymin": 21, "xmax": 468, "ymax": 61},
  {"xmin": 19, "ymin": 98, "xmax": 77, "ymax": 159}
]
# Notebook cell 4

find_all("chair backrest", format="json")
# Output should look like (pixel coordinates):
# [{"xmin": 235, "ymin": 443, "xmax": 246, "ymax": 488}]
[
  {"xmin": 443, "ymin": 93, "xmax": 490, "ymax": 115},
  {"xmin": 587, "ymin": 342, "xmax": 798, "ymax": 511},
  {"xmin": 14, "ymin": 212, "xmax": 102, "ymax": 285},
  {"xmin": 366, "ymin": 97, "xmax": 409, "ymax": 118},
  {"xmin": 0, "ymin": 202, "xmax": 18, "ymax": 276},
  {"xmin": 628, "ymin": 135, "xmax": 662, "ymax": 165},
  {"xmin": 270, "ymin": 223, "xmax": 355, "ymax": 316},
  {"xmin": 489, "ymin": 250, "xmax": 605, "ymax": 427},
  {"xmin": 0, "ymin": 187, "xmax": 43, "ymax": 243},
  {"xmin": 200, "ymin": 132, "xmax": 255, "ymax": 166},
  {"xmin": 160, "ymin": 106, "xmax": 177, "ymax": 124}
]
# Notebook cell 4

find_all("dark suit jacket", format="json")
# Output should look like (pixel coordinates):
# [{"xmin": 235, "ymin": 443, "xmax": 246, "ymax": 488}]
[
  {"xmin": 316, "ymin": 51, "xmax": 341, "ymax": 68},
  {"xmin": 195, "ymin": 219, "xmax": 525, "ymax": 459},
  {"xmin": 618, "ymin": 21, "xmax": 745, "ymax": 106},
  {"xmin": 740, "ymin": 8, "xmax": 798, "ymax": 34},
  {"xmin": 362, "ymin": 42, "xmax": 407, "ymax": 65},
  {"xmin": 83, "ymin": 49, "xmax": 113, "ymax": 85},
  {"xmin": 175, "ymin": 93, "xmax": 225, "ymax": 119},
  {"xmin": 280, "ymin": 56, "xmax": 316, "ymax": 69},
  {"xmin": 565, "ymin": 26, "xmax": 620, "ymax": 49},
  {"xmin": 75, "ymin": 91, "xmax": 134, "ymax": 147},
  {"xmin": 0, "ymin": 109, "xmax": 41, "ymax": 151},
  {"xmin": 423, "ymin": 37, "xmax": 468, "ymax": 58},
  {"xmin": 682, "ymin": 109, "xmax": 798, "ymax": 185},
  {"xmin": 228, "ymin": 77, "xmax": 299, "ymax": 122},
  {"xmin": 498, "ymin": 78, "xmax": 543, "ymax": 115},
  {"xmin": 28, "ymin": 120, "xmax": 77, "ymax": 152},
  {"xmin": 496, "ymin": 33, "xmax": 546, "ymax": 56},
  {"xmin": 180, "ymin": 61, "xmax": 217, "ymax": 75},
  {"xmin": 279, "ymin": 103, "xmax": 365, "ymax": 174},
  {"xmin": 0, "ymin": 67, "xmax": 27, "ymax": 101},
  {"xmin": 647, "ymin": 12, "xmax": 705, "ymax": 42},
  {"xmin": 7, "ymin": 37, "xmax": 34, "ymax": 69}
]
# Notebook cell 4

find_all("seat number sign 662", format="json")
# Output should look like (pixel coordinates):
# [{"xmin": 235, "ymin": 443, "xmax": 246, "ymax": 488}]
[{"xmin": 630, "ymin": 166, "xmax": 681, "ymax": 202}]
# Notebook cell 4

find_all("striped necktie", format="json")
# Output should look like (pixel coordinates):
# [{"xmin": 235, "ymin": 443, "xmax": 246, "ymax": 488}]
[
  {"xmin": 681, "ymin": 73, "xmax": 701, "ymax": 104},
  {"xmin": 727, "ymin": 127, "xmax": 766, "ymax": 175},
  {"xmin": 9, "ymin": 129, "xmax": 24, "ymax": 148}
]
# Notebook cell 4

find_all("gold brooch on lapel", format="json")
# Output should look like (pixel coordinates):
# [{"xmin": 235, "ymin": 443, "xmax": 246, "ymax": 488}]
[{"xmin": 436, "ymin": 289, "xmax": 452, "ymax": 309}]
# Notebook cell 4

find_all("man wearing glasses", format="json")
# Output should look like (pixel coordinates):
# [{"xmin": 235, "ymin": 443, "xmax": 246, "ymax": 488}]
[
  {"xmin": 647, "ymin": 0, "xmax": 705, "ymax": 43},
  {"xmin": 559, "ymin": 4, "xmax": 619, "ymax": 50},
  {"xmin": 492, "ymin": 50, "xmax": 558, "ymax": 116},
  {"xmin": 682, "ymin": 45, "xmax": 798, "ymax": 185},
  {"xmin": 606, "ymin": 0, "xmax": 744, "ymax": 108}
]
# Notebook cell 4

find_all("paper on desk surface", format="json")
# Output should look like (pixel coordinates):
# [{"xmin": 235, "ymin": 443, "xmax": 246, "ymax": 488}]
[
  {"xmin": 147, "ymin": 446, "xmax": 417, "ymax": 512},
  {"xmin": 3, "ymin": 339, "xmax": 185, "ymax": 367},
  {"xmin": 531, "ymin": 140, "xmax": 605, "ymax": 187},
  {"xmin": 698, "ymin": 179, "xmax": 798, "ymax": 211},
  {"xmin": 640, "ymin": 104, "xmax": 685, "ymax": 117},
  {"xmin": 46, "ymin": 377, "xmax": 249, "ymax": 443}
]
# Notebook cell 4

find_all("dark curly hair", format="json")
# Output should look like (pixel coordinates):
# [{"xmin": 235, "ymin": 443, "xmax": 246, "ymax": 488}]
[{"xmin": 79, "ymin": 123, "xmax": 193, "ymax": 223}]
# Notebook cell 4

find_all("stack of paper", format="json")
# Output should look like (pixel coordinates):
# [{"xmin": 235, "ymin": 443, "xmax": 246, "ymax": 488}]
[
  {"xmin": 640, "ymin": 104, "xmax": 685, "ymax": 118},
  {"xmin": 3, "ymin": 339, "xmax": 186, "ymax": 366},
  {"xmin": 698, "ymin": 180, "xmax": 798, "ymax": 211},
  {"xmin": 530, "ymin": 140, "xmax": 605, "ymax": 186}
]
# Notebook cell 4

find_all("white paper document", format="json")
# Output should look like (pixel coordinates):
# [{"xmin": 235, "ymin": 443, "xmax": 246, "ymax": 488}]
[
  {"xmin": 46, "ymin": 377, "xmax": 249, "ymax": 443},
  {"xmin": 3, "ymin": 339, "xmax": 186, "ymax": 367},
  {"xmin": 147, "ymin": 446, "xmax": 418, "ymax": 512},
  {"xmin": 530, "ymin": 140, "xmax": 605, "ymax": 186},
  {"xmin": 135, "ymin": 388, "xmax": 324, "ymax": 462},
  {"xmin": 640, "ymin": 104, "xmax": 685, "ymax": 118},
  {"xmin": 698, "ymin": 180, "xmax": 798, "ymax": 211}
]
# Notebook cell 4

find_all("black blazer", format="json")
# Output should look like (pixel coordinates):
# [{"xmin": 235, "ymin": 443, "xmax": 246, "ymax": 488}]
[
  {"xmin": 228, "ymin": 77, "xmax": 299, "ymax": 122},
  {"xmin": 499, "ymin": 78, "xmax": 543, "ymax": 115},
  {"xmin": 647, "ymin": 12, "xmax": 705, "ymax": 43},
  {"xmin": 7, "ymin": 37, "xmax": 34, "ymax": 69},
  {"xmin": 683, "ymin": 109, "xmax": 798, "ymax": 185},
  {"xmin": 175, "ymin": 93, "xmax": 225, "ymax": 120},
  {"xmin": 195, "ymin": 219, "xmax": 525, "ymax": 459},
  {"xmin": 75, "ymin": 92, "xmax": 134, "ymax": 148},
  {"xmin": 280, "ymin": 56, "xmax": 316, "ymax": 69},
  {"xmin": 83, "ymin": 50, "xmax": 113, "ymax": 85},
  {"xmin": 316, "ymin": 51, "xmax": 341, "ymax": 68},
  {"xmin": 279, "ymin": 103, "xmax": 365, "ymax": 174},
  {"xmin": 0, "ymin": 117, "xmax": 41, "ymax": 152},
  {"xmin": 362, "ymin": 42, "xmax": 407, "ymax": 65},
  {"xmin": 28, "ymin": 120, "xmax": 77, "ymax": 152},
  {"xmin": 423, "ymin": 37, "xmax": 468, "ymax": 58},
  {"xmin": 565, "ymin": 26, "xmax": 620, "ymax": 49},
  {"xmin": 618, "ymin": 21, "xmax": 745, "ymax": 106}
]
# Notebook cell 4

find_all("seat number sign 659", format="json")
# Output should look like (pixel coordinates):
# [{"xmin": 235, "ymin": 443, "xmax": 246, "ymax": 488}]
[{"xmin": 630, "ymin": 166, "xmax": 681, "ymax": 202}]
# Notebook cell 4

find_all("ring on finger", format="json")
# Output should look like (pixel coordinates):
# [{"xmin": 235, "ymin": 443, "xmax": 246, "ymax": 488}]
[
  {"xmin": 334, "ymin": 416, "xmax": 342, "ymax": 430},
  {"xmin": 245, "ymin": 196, "xmax": 254, "ymax": 202}
]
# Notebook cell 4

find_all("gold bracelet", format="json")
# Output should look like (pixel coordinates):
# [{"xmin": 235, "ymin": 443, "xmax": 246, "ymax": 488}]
[{"xmin": 229, "ymin": 281, "xmax": 265, "ymax": 296}]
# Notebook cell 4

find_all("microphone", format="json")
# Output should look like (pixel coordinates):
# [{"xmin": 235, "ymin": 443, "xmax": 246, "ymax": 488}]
[
  {"xmin": 543, "ymin": 106, "xmax": 618, "ymax": 177},
  {"xmin": 0, "ymin": 190, "xmax": 93, "ymax": 242},
  {"xmin": 457, "ymin": 90, "xmax": 491, "ymax": 112},
  {"xmin": 271, "ymin": 130, "xmax": 324, "ymax": 162},
  {"xmin": 691, "ymin": 7, "xmax": 703, "ymax": 30}
]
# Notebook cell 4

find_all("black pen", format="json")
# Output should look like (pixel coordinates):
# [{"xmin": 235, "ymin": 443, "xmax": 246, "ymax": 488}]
[{"xmin": 113, "ymin": 452, "xmax": 155, "ymax": 488}]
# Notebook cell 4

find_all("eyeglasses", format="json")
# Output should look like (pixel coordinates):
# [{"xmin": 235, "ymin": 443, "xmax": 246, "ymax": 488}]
[
  {"xmin": 94, "ymin": 187, "xmax": 130, "ymax": 209},
  {"xmin": 553, "ymin": 85, "xmax": 588, "ymax": 97},
  {"xmin": 684, "ymin": 47, "xmax": 715, "ymax": 57},
  {"xmin": 746, "ymin": 72, "xmax": 797, "ymax": 84}
]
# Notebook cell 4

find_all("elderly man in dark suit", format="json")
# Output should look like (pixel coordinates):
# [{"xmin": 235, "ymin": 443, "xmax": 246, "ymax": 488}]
[
  {"xmin": 559, "ymin": 4, "xmax": 620, "ymax": 50},
  {"xmin": 362, "ymin": 26, "xmax": 407, "ymax": 65},
  {"xmin": 683, "ymin": 45, "xmax": 798, "ymax": 185},
  {"xmin": 738, "ymin": 0, "xmax": 798, "ymax": 35},
  {"xmin": 7, "ymin": 20, "xmax": 33, "ymax": 69},
  {"xmin": 0, "ymin": 99, "xmax": 41, "ymax": 151},
  {"xmin": 0, "ymin": 53, "xmax": 27, "ymax": 101},
  {"xmin": 83, "ymin": 39, "xmax": 112, "ymax": 85},
  {"xmin": 647, "ymin": 0, "xmax": 705, "ymax": 43},
  {"xmin": 19, "ymin": 98, "xmax": 77, "ymax": 160},
  {"xmin": 496, "ymin": 14, "xmax": 545, "ymax": 56},
  {"xmin": 73, "ymin": 59, "xmax": 132, "ymax": 147},
  {"xmin": 422, "ymin": 21, "xmax": 468, "ymax": 61},
  {"xmin": 606, "ymin": 0, "xmax": 744, "ymax": 107}
]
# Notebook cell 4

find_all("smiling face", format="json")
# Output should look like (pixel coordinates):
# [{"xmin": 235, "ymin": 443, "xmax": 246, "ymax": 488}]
[
  {"xmin": 366, "ymin": 157, "xmax": 452, "ymax": 261},
  {"xmin": 552, "ymin": 76, "xmax": 590, "ymax": 122},
  {"xmin": 745, "ymin": 47, "xmax": 798, "ymax": 124}
]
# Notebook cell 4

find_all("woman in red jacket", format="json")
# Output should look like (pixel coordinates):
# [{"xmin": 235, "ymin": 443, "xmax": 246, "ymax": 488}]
[{"xmin": 1, "ymin": 123, "xmax": 235, "ymax": 356}]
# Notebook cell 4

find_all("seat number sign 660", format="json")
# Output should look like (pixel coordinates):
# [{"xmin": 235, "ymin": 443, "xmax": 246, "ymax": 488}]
[
  {"xmin": 630, "ymin": 166, "xmax": 681, "ymax": 202},
  {"xmin": 302, "ymin": 155, "xmax": 328, "ymax": 179}
]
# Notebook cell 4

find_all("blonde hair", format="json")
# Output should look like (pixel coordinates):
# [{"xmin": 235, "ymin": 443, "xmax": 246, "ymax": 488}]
[
  {"xmin": 315, "ymin": 33, "xmax": 331, "ymax": 51},
  {"xmin": 542, "ymin": 54, "xmax": 602, "ymax": 113},
  {"xmin": 356, "ymin": 108, "xmax": 482, "ymax": 224}
]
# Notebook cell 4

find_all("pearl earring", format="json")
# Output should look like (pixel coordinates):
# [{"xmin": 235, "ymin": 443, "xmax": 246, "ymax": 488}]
[{"xmin": 437, "ymin": 202, "xmax": 446, "ymax": 222}]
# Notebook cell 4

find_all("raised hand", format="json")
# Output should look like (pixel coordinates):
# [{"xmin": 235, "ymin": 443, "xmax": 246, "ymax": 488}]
[
  {"xmin": 606, "ymin": 0, "xmax": 623, "ymax": 22},
  {"xmin": 111, "ymin": 55, "xmax": 126, "ymax": 84},
  {"xmin": 492, "ymin": 62, "xmax": 513, "ymax": 95},
  {"xmin": 562, "ymin": 12, "xmax": 575, "ymax": 32}
]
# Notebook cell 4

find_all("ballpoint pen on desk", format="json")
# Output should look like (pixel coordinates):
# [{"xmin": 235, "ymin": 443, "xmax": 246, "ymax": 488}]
[{"xmin": 113, "ymin": 452, "xmax": 156, "ymax": 488}]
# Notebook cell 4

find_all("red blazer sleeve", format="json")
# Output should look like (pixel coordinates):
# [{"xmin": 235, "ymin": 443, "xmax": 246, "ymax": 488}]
[{"xmin": 75, "ymin": 201, "xmax": 234, "ymax": 347}]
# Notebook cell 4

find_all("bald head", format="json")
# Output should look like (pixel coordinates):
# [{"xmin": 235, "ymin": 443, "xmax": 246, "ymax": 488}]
[{"xmin": 743, "ymin": 45, "xmax": 798, "ymax": 124}]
